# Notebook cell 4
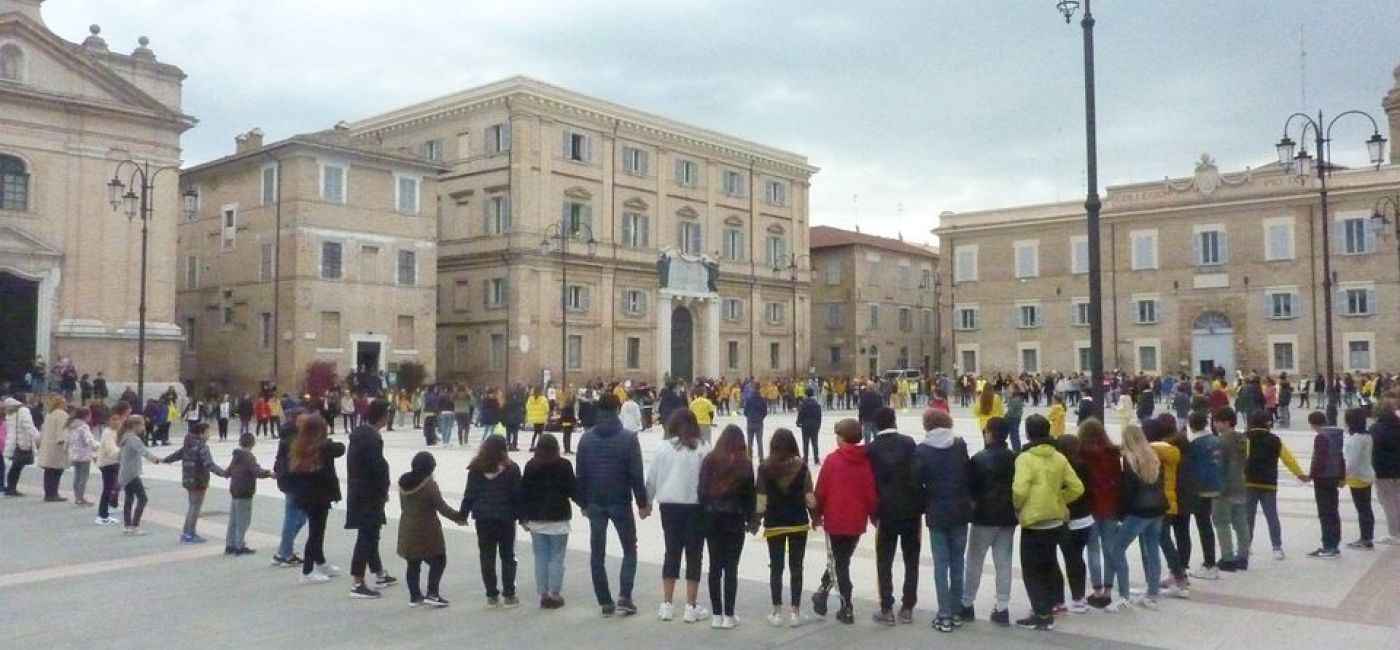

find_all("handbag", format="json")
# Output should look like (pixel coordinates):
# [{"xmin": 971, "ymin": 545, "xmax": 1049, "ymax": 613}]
[{"xmin": 13, "ymin": 447, "xmax": 34, "ymax": 465}]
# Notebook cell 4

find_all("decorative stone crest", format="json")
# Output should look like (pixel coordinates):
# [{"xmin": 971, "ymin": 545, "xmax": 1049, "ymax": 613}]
[{"xmin": 1164, "ymin": 154, "xmax": 1251, "ymax": 196}]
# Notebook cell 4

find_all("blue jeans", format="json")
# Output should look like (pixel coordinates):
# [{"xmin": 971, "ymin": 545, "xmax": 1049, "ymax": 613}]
[
  {"xmin": 746, "ymin": 420, "xmax": 765, "ymax": 461},
  {"xmin": 1088, "ymin": 517, "xmax": 1119, "ymax": 589},
  {"xmin": 531, "ymin": 532, "xmax": 569, "ymax": 596},
  {"xmin": 1004, "ymin": 417, "xmax": 1022, "ymax": 453},
  {"xmin": 928, "ymin": 524, "xmax": 968, "ymax": 618},
  {"xmin": 586, "ymin": 503, "xmax": 638, "ymax": 606},
  {"xmin": 1110, "ymin": 515, "xmax": 1162, "ymax": 600},
  {"xmin": 1245, "ymin": 488, "xmax": 1283, "ymax": 551},
  {"xmin": 437, "ymin": 411, "xmax": 455, "ymax": 445},
  {"xmin": 278, "ymin": 497, "xmax": 308, "ymax": 559}
]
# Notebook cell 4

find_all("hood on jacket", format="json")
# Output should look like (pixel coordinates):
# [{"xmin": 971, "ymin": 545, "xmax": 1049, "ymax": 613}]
[
  {"xmin": 921, "ymin": 428, "xmax": 957, "ymax": 449},
  {"xmin": 399, "ymin": 451, "xmax": 436, "ymax": 491},
  {"xmin": 1023, "ymin": 439, "xmax": 1058, "ymax": 458},
  {"xmin": 834, "ymin": 441, "xmax": 870, "ymax": 464},
  {"xmin": 592, "ymin": 414, "xmax": 623, "ymax": 437}
]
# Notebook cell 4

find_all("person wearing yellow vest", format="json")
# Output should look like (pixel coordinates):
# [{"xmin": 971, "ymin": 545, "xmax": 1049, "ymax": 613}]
[
  {"xmin": 526, "ymin": 387, "xmax": 550, "ymax": 451},
  {"xmin": 689, "ymin": 390, "xmax": 715, "ymax": 444},
  {"xmin": 1048, "ymin": 397, "xmax": 1067, "ymax": 438}
]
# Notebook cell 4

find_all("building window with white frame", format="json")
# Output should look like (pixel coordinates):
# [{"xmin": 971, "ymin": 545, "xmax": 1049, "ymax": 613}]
[
  {"xmin": 1020, "ymin": 347, "xmax": 1040, "ymax": 374},
  {"xmin": 1341, "ymin": 285, "xmax": 1376, "ymax": 316},
  {"xmin": 0, "ymin": 154, "xmax": 29, "ymax": 212},
  {"xmin": 1265, "ymin": 289, "xmax": 1298, "ymax": 319},
  {"xmin": 922, "ymin": 309, "xmax": 934, "ymax": 334},
  {"xmin": 1264, "ymin": 218, "xmax": 1294, "ymax": 261},
  {"xmin": 899, "ymin": 307, "xmax": 913, "ymax": 332},
  {"xmin": 1137, "ymin": 344, "xmax": 1159, "ymax": 373},
  {"xmin": 397, "ymin": 250, "xmax": 416, "ymax": 286},
  {"xmin": 765, "ymin": 235, "xmax": 788, "ymax": 269},
  {"xmin": 1194, "ymin": 227, "xmax": 1227, "ymax": 266},
  {"xmin": 486, "ymin": 123, "xmax": 511, "ymax": 154},
  {"xmin": 766, "ymin": 302, "xmax": 785, "ymax": 326},
  {"xmin": 184, "ymin": 317, "xmax": 196, "ymax": 352},
  {"xmin": 261, "ymin": 164, "xmax": 277, "ymax": 205},
  {"xmin": 865, "ymin": 253, "xmax": 881, "ymax": 285},
  {"xmin": 1130, "ymin": 230, "xmax": 1158, "ymax": 270},
  {"xmin": 221, "ymin": 207, "xmax": 237, "ymax": 250},
  {"xmin": 489, "ymin": 333, "xmax": 506, "ymax": 369},
  {"xmin": 485, "ymin": 195, "xmax": 511, "ymax": 235},
  {"xmin": 953, "ymin": 245, "xmax": 978, "ymax": 282},
  {"xmin": 770, "ymin": 342, "xmax": 781, "ymax": 370},
  {"xmin": 566, "ymin": 285, "xmax": 591, "ymax": 312},
  {"xmin": 485, "ymin": 277, "xmax": 507, "ymax": 308},
  {"xmin": 626, "ymin": 337, "xmax": 642, "ymax": 370},
  {"xmin": 1133, "ymin": 297, "xmax": 1159, "ymax": 325},
  {"xmin": 320, "ymin": 241, "xmax": 342, "ymax": 279},
  {"xmin": 563, "ymin": 201, "xmax": 592, "ymax": 235},
  {"xmin": 722, "ymin": 226, "xmax": 744, "ymax": 261},
  {"xmin": 1013, "ymin": 240, "xmax": 1039, "ymax": 278},
  {"xmin": 1016, "ymin": 303, "xmax": 1041, "ymax": 328},
  {"xmin": 396, "ymin": 176, "xmax": 419, "ymax": 214},
  {"xmin": 621, "ymin": 212, "xmax": 650, "ymax": 248},
  {"xmin": 1070, "ymin": 235, "xmax": 1089, "ymax": 275},
  {"xmin": 954, "ymin": 305, "xmax": 978, "ymax": 331},
  {"xmin": 824, "ymin": 303, "xmax": 843, "ymax": 328},
  {"xmin": 259, "ymin": 312, "xmax": 272, "ymax": 349},
  {"xmin": 566, "ymin": 334, "xmax": 583, "ymax": 369},
  {"xmin": 621, "ymin": 146, "xmax": 647, "ymax": 175},
  {"xmin": 1272, "ymin": 341, "xmax": 1296, "ymax": 373},
  {"xmin": 675, "ymin": 159, "xmax": 699, "ymax": 187},
  {"xmin": 320, "ymin": 163, "xmax": 346, "ymax": 204},
  {"xmin": 764, "ymin": 180, "xmax": 787, "ymax": 206},
  {"xmin": 1070, "ymin": 299, "xmax": 1089, "ymax": 327},
  {"xmin": 1347, "ymin": 338, "xmax": 1373, "ymax": 371},
  {"xmin": 1341, "ymin": 217, "xmax": 1373, "ymax": 255},
  {"xmin": 678, "ymin": 220, "xmax": 703, "ymax": 255},
  {"xmin": 727, "ymin": 341, "xmax": 740, "ymax": 369},
  {"xmin": 825, "ymin": 259, "xmax": 841, "ymax": 285},
  {"xmin": 621, "ymin": 289, "xmax": 647, "ymax": 316},
  {"xmin": 868, "ymin": 304, "xmax": 880, "ymax": 330},
  {"xmin": 563, "ymin": 130, "xmax": 590, "ymax": 162},
  {"xmin": 722, "ymin": 170, "xmax": 745, "ymax": 198},
  {"xmin": 960, "ymin": 348, "xmax": 978, "ymax": 374},
  {"xmin": 723, "ymin": 298, "xmax": 744, "ymax": 322},
  {"xmin": 421, "ymin": 139, "xmax": 443, "ymax": 161}
]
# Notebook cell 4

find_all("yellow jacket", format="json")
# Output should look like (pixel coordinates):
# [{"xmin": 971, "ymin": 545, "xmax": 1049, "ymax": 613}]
[
  {"xmin": 613, "ymin": 385, "xmax": 628, "ymax": 404},
  {"xmin": 690, "ymin": 397, "xmax": 715, "ymax": 425},
  {"xmin": 1048, "ymin": 404, "xmax": 1066, "ymax": 438},
  {"xmin": 1151, "ymin": 442, "xmax": 1182, "ymax": 515},
  {"xmin": 525, "ymin": 396, "xmax": 550, "ymax": 425},
  {"xmin": 972, "ymin": 394, "xmax": 1004, "ymax": 434},
  {"xmin": 1012, "ymin": 442, "xmax": 1085, "ymax": 528}
]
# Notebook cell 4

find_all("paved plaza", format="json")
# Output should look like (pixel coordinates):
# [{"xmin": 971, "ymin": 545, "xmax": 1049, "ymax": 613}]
[{"xmin": 3, "ymin": 405, "xmax": 1399, "ymax": 649}]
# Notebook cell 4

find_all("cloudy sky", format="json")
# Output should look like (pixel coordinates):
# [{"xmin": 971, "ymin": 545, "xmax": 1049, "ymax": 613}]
[{"xmin": 42, "ymin": 0, "xmax": 1400, "ymax": 243}]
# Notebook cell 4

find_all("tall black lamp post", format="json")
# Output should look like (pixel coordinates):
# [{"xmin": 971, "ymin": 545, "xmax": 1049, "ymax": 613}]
[
  {"xmin": 540, "ymin": 221, "xmax": 597, "ymax": 389},
  {"xmin": 772, "ymin": 252, "xmax": 810, "ymax": 379},
  {"xmin": 1273, "ymin": 111, "xmax": 1386, "ymax": 425},
  {"xmin": 1056, "ymin": 0, "xmax": 1106, "ymax": 420},
  {"xmin": 106, "ymin": 161, "xmax": 198, "ymax": 404}
]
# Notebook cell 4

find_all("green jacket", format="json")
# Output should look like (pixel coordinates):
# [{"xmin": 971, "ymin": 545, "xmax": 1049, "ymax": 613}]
[{"xmin": 1012, "ymin": 440, "xmax": 1085, "ymax": 528}]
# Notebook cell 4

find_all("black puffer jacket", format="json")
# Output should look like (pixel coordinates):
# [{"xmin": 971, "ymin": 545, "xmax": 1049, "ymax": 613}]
[
  {"xmin": 967, "ymin": 442, "xmax": 1017, "ymax": 527},
  {"xmin": 520, "ymin": 457, "xmax": 576, "ymax": 522},
  {"xmin": 866, "ymin": 431, "xmax": 923, "ymax": 523},
  {"xmin": 1372, "ymin": 411, "xmax": 1400, "ymax": 480},
  {"xmin": 344, "ymin": 424, "xmax": 389, "ymax": 530}
]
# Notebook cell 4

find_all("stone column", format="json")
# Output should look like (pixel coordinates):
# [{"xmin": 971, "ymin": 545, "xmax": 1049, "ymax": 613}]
[
  {"xmin": 706, "ymin": 296, "xmax": 721, "ymax": 379},
  {"xmin": 656, "ymin": 292, "xmax": 672, "ymax": 382}
]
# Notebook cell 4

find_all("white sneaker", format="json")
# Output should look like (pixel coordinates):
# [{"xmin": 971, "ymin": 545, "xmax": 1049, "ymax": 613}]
[
  {"xmin": 790, "ymin": 611, "xmax": 810, "ymax": 627},
  {"xmin": 1103, "ymin": 598, "xmax": 1129, "ymax": 613},
  {"xmin": 658, "ymin": 602, "xmax": 675, "ymax": 621},
  {"xmin": 1378, "ymin": 537, "xmax": 1400, "ymax": 546},
  {"xmin": 1067, "ymin": 600, "xmax": 1089, "ymax": 613},
  {"xmin": 1189, "ymin": 566, "xmax": 1220, "ymax": 580},
  {"xmin": 1272, "ymin": 548, "xmax": 1286, "ymax": 560},
  {"xmin": 1162, "ymin": 585, "xmax": 1189, "ymax": 599},
  {"xmin": 683, "ymin": 604, "xmax": 708, "ymax": 623},
  {"xmin": 722, "ymin": 615, "xmax": 740, "ymax": 629},
  {"xmin": 1138, "ymin": 597, "xmax": 1160, "ymax": 611},
  {"xmin": 767, "ymin": 611, "xmax": 785, "ymax": 627},
  {"xmin": 300, "ymin": 572, "xmax": 331, "ymax": 585},
  {"xmin": 711, "ymin": 614, "xmax": 725, "ymax": 629},
  {"xmin": 318, "ymin": 563, "xmax": 341, "ymax": 577},
  {"xmin": 95, "ymin": 517, "xmax": 115, "ymax": 526}
]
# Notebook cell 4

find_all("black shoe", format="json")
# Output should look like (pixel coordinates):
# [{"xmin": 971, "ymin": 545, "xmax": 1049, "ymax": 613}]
[
  {"xmin": 990, "ymin": 609, "xmax": 1010, "ymax": 627},
  {"xmin": 1085, "ymin": 594, "xmax": 1109, "ymax": 608},
  {"xmin": 835, "ymin": 601, "xmax": 854, "ymax": 625},
  {"xmin": 871, "ymin": 609, "xmax": 896, "ymax": 626},
  {"xmin": 811, "ymin": 588, "xmax": 830, "ymax": 617},
  {"xmin": 423, "ymin": 594, "xmax": 449, "ymax": 608},
  {"xmin": 1236, "ymin": 557, "xmax": 1249, "ymax": 571},
  {"xmin": 897, "ymin": 608, "xmax": 913, "ymax": 625},
  {"xmin": 1306, "ymin": 548, "xmax": 1340, "ymax": 559},
  {"xmin": 375, "ymin": 573, "xmax": 398, "ymax": 588},
  {"xmin": 1015, "ymin": 614, "xmax": 1054, "ymax": 631},
  {"xmin": 958, "ymin": 604, "xmax": 975, "ymax": 621},
  {"xmin": 601, "ymin": 604, "xmax": 616, "ymax": 618},
  {"xmin": 933, "ymin": 617, "xmax": 954, "ymax": 633},
  {"xmin": 349, "ymin": 584, "xmax": 382, "ymax": 599},
  {"xmin": 224, "ymin": 547, "xmax": 238, "ymax": 555},
  {"xmin": 1217, "ymin": 559, "xmax": 1237, "ymax": 572},
  {"xmin": 1346, "ymin": 539, "xmax": 1374, "ymax": 550},
  {"xmin": 237, "ymin": 547, "xmax": 257, "ymax": 556}
]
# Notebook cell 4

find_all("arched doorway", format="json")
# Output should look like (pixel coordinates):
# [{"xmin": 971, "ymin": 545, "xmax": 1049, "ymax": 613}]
[
  {"xmin": 670, "ymin": 305, "xmax": 694, "ymax": 382},
  {"xmin": 1191, "ymin": 311, "xmax": 1235, "ymax": 378},
  {"xmin": 0, "ymin": 271, "xmax": 39, "ymax": 386}
]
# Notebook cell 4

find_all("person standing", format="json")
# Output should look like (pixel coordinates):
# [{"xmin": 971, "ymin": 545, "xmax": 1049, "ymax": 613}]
[
  {"xmin": 1342, "ymin": 408, "xmax": 1376, "ymax": 549},
  {"xmin": 3, "ymin": 396, "xmax": 39, "ymax": 496},
  {"xmin": 756, "ymin": 428, "xmax": 814, "ymax": 629},
  {"xmin": 698, "ymin": 425, "xmax": 757, "ymax": 630},
  {"xmin": 1055, "ymin": 432, "xmax": 1095, "ymax": 613},
  {"xmin": 1372, "ymin": 401, "xmax": 1400, "ymax": 545},
  {"xmin": 743, "ymin": 385, "xmax": 769, "ymax": 461},
  {"xmin": 1106, "ymin": 424, "xmax": 1167, "ymax": 612},
  {"xmin": 857, "ymin": 384, "xmax": 884, "ymax": 444},
  {"xmin": 959, "ymin": 417, "xmax": 1017, "ymax": 627},
  {"xmin": 116, "ymin": 415, "xmax": 162, "ymax": 535},
  {"xmin": 437, "ymin": 389, "xmax": 457, "ymax": 449},
  {"xmin": 812, "ymin": 419, "xmax": 878, "ymax": 625},
  {"xmin": 236, "ymin": 394, "xmax": 254, "ymax": 436},
  {"xmin": 1004, "ymin": 386, "xmax": 1025, "ymax": 453},
  {"xmin": 915, "ymin": 409, "xmax": 971, "ymax": 633},
  {"xmin": 286, "ymin": 414, "xmax": 345, "ymax": 584},
  {"xmin": 215, "ymin": 395, "xmax": 232, "ymax": 442},
  {"xmin": 35, "ymin": 396, "xmax": 70, "ymax": 501},
  {"xmin": 1186, "ymin": 411, "xmax": 1222, "ymax": 580},
  {"xmin": 1306, "ymin": 411, "xmax": 1345, "ymax": 558},
  {"xmin": 865, "ymin": 407, "xmax": 922, "ymax": 626},
  {"xmin": 271, "ymin": 410, "xmax": 307, "ymax": 567},
  {"xmin": 526, "ymin": 387, "xmax": 550, "ymax": 451},
  {"xmin": 689, "ymin": 389, "xmax": 716, "ymax": 444},
  {"xmin": 971, "ymin": 386, "xmax": 1004, "ymax": 447},
  {"xmin": 224, "ymin": 432, "xmax": 273, "ymax": 555},
  {"xmin": 1011, "ymin": 415, "xmax": 1084, "ymax": 630},
  {"xmin": 1243, "ymin": 410, "xmax": 1309, "ymax": 560},
  {"xmin": 163, "ymin": 423, "xmax": 229, "ymax": 543},
  {"xmin": 345, "ymin": 400, "xmax": 397, "ymax": 598},
  {"xmin": 646, "ymin": 409, "xmax": 710, "ymax": 623},
  {"xmin": 504, "ymin": 386, "xmax": 526, "ymax": 452},
  {"xmin": 1212, "ymin": 407, "xmax": 1252, "ymax": 571},
  {"xmin": 93, "ymin": 402, "xmax": 127, "ymax": 525},
  {"xmin": 520, "ymin": 433, "xmax": 575, "ymax": 609},
  {"xmin": 576, "ymin": 393, "xmax": 650, "ymax": 617},
  {"xmin": 796, "ymin": 393, "xmax": 822, "ymax": 465},
  {"xmin": 460, "ymin": 436, "xmax": 522, "ymax": 608},
  {"xmin": 65, "ymin": 407, "xmax": 98, "ymax": 506},
  {"xmin": 397, "ymin": 451, "xmax": 463, "ymax": 607}
]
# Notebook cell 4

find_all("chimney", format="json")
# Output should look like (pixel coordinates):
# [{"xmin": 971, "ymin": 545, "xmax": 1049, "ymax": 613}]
[
  {"xmin": 0, "ymin": 1, "xmax": 45, "ymax": 25},
  {"xmin": 235, "ymin": 128, "xmax": 264, "ymax": 154},
  {"xmin": 1385, "ymin": 63, "xmax": 1400, "ymax": 165}
]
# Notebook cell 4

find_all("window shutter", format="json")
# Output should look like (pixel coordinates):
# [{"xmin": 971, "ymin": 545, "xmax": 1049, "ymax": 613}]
[
  {"xmin": 1191, "ymin": 233, "xmax": 1203, "ymax": 266},
  {"xmin": 561, "ymin": 202, "xmax": 571, "ymax": 229},
  {"xmin": 562, "ymin": 130, "xmax": 572, "ymax": 157},
  {"xmin": 1218, "ymin": 231, "xmax": 1229, "ymax": 264},
  {"xmin": 582, "ymin": 205, "xmax": 593, "ymax": 233},
  {"xmin": 639, "ymin": 216, "xmax": 649, "ymax": 247},
  {"xmin": 1290, "ymin": 291, "xmax": 1301, "ymax": 318},
  {"xmin": 674, "ymin": 159, "xmax": 685, "ymax": 184},
  {"xmin": 1262, "ymin": 292, "xmax": 1273, "ymax": 318},
  {"xmin": 582, "ymin": 135, "xmax": 592, "ymax": 162},
  {"xmin": 1366, "ymin": 288, "xmax": 1378, "ymax": 314},
  {"xmin": 1336, "ymin": 289, "xmax": 1347, "ymax": 315},
  {"xmin": 1336, "ymin": 222, "xmax": 1349, "ymax": 254},
  {"xmin": 582, "ymin": 287, "xmax": 592, "ymax": 312},
  {"xmin": 621, "ymin": 215, "xmax": 633, "ymax": 246}
]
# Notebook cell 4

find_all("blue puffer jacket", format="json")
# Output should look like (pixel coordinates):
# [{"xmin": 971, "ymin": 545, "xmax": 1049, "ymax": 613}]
[
  {"xmin": 1187, "ymin": 431, "xmax": 1222, "ymax": 495},
  {"xmin": 743, "ymin": 391, "xmax": 768, "ymax": 424},
  {"xmin": 575, "ymin": 414, "xmax": 647, "ymax": 508}
]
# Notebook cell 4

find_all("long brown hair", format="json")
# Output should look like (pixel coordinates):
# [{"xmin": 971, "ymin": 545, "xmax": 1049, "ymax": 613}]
[
  {"xmin": 1077, "ymin": 417, "xmax": 1115, "ymax": 453},
  {"xmin": 764, "ymin": 428, "xmax": 799, "ymax": 468},
  {"xmin": 290, "ymin": 414, "xmax": 329, "ymax": 473},
  {"xmin": 977, "ymin": 384, "xmax": 995, "ymax": 415},
  {"xmin": 701, "ymin": 424, "xmax": 751, "ymax": 498},
  {"xmin": 665, "ymin": 408, "xmax": 702, "ymax": 450},
  {"xmin": 470, "ymin": 435, "xmax": 510, "ymax": 474}
]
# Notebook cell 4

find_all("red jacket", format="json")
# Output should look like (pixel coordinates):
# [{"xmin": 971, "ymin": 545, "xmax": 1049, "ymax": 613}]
[
  {"xmin": 815, "ymin": 443, "xmax": 878, "ymax": 536},
  {"xmin": 254, "ymin": 400, "xmax": 272, "ymax": 421},
  {"xmin": 1082, "ymin": 445, "xmax": 1121, "ymax": 520}
]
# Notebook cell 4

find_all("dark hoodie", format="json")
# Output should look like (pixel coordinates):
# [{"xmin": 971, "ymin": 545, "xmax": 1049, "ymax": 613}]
[
  {"xmin": 227, "ymin": 447, "xmax": 272, "ymax": 499},
  {"xmin": 915, "ymin": 427, "xmax": 971, "ymax": 528},
  {"xmin": 163, "ymin": 433, "xmax": 226, "ymax": 490},
  {"xmin": 575, "ymin": 413, "xmax": 647, "ymax": 508}
]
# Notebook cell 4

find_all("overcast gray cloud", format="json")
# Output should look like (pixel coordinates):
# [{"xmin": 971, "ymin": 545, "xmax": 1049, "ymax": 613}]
[{"xmin": 41, "ymin": 0, "xmax": 1400, "ymax": 244}]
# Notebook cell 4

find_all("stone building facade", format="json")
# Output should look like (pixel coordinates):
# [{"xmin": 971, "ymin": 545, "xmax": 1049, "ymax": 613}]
[
  {"xmin": 809, "ymin": 226, "xmax": 939, "ymax": 378},
  {"xmin": 347, "ymin": 77, "xmax": 817, "ymax": 387},
  {"xmin": 177, "ymin": 128, "xmax": 442, "ymax": 394},
  {"xmin": 0, "ymin": 0, "xmax": 193, "ymax": 396}
]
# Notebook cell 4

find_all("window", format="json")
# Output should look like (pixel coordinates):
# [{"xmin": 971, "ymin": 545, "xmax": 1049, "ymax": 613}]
[
  {"xmin": 1347, "ymin": 339, "xmax": 1373, "ymax": 371},
  {"xmin": 1341, "ymin": 286, "xmax": 1376, "ymax": 316},
  {"xmin": 1272, "ymin": 341, "xmax": 1295, "ymax": 373},
  {"xmin": 823, "ymin": 304, "xmax": 843, "ymax": 328},
  {"xmin": 396, "ymin": 315, "xmax": 415, "ymax": 349},
  {"xmin": 1341, "ymin": 217, "xmax": 1373, "ymax": 255},
  {"xmin": 221, "ymin": 207, "xmax": 237, "ymax": 250},
  {"xmin": 920, "ymin": 268, "xmax": 934, "ymax": 290},
  {"xmin": 485, "ymin": 277, "xmax": 507, "ymax": 308},
  {"xmin": 489, "ymin": 333, "xmax": 506, "ymax": 369},
  {"xmin": 1070, "ymin": 235, "xmax": 1089, "ymax": 275},
  {"xmin": 254, "ymin": 312, "xmax": 271, "ymax": 349},
  {"xmin": 485, "ymin": 195, "xmax": 511, "ymax": 235},
  {"xmin": 1070, "ymin": 299, "xmax": 1089, "ymax": 327},
  {"xmin": 953, "ymin": 245, "xmax": 978, "ymax": 282},
  {"xmin": 1137, "ymin": 345, "xmax": 1159, "ymax": 373},
  {"xmin": 0, "ymin": 154, "xmax": 29, "ymax": 211},
  {"xmin": 320, "ymin": 164, "xmax": 346, "ymax": 203},
  {"xmin": 960, "ymin": 349, "xmax": 978, "ymax": 374},
  {"xmin": 0, "ymin": 44, "xmax": 24, "ymax": 82},
  {"xmin": 565, "ymin": 285, "xmax": 591, "ymax": 312},
  {"xmin": 1020, "ymin": 348, "xmax": 1040, "ymax": 374},
  {"xmin": 1265, "ymin": 290, "xmax": 1298, "ymax": 319},
  {"xmin": 621, "ymin": 289, "xmax": 647, "ymax": 316},
  {"xmin": 1264, "ymin": 218, "xmax": 1294, "ymax": 261},
  {"xmin": 621, "ymin": 212, "xmax": 650, "ymax": 248},
  {"xmin": 954, "ymin": 306, "xmax": 978, "ymax": 331},
  {"xmin": 486, "ymin": 123, "xmax": 511, "ymax": 154},
  {"xmin": 321, "ymin": 242, "xmax": 343, "ymax": 279},
  {"xmin": 626, "ymin": 337, "xmax": 642, "ymax": 370},
  {"xmin": 678, "ymin": 220, "xmax": 703, "ymax": 255},
  {"xmin": 421, "ymin": 139, "xmax": 443, "ymax": 161},
  {"xmin": 865, "ymin": 253, "xmax": 881, "ymax": 285},
  {"xmin": 1133, "ymin": 298, "xmax": 1159, "ymax": 325},
  {"xmin": 184, "ymin": 317, "xmax": 196, "ymax": 352},
  {"xmin": 675, "ymin": 159, "xmax": 699, "ymax": 187},
  {"xmin": 1130, "ymin": 230, "xmax": 1158, "ymax": 270},
  {"xmin": 1016, "ymin": 303, "xmax": 1041, "ymax": 328},
  {"xmin": 727, "ymin": 341, "xmax": 740, "ymax": 369},
  {"xmin": 1194, "ymin": 228, "xmax": 1227, "ymax": 266},
  {"xmin": 453, "ymin": 280, "xmax": 470, "ymax": 311},
  {"xmin": 764, "ymin": 180, "xmax": 787, "ymax": 206},
  {"xmin": 1014, "ymin": 240, "xmax": 1039, "ymax": 278},
  {"xmin": 722, "ymin": 170, "xmax": 745, "ymax": 197},
  {"xmin": 899, "ymin": 307, "xmax": 913, "ymax": 332},
  {"xmin": 922, "ymin": 309, "xmax": 934, "ymax": 334},
  {"xmin": 770, "ymin": 342, "xmax": 781, "ymax": 370},
  {"xmin": 562, "ymin": 130, "xmax": 590, "ymax": 162},
  {"xmin": 1078, "ymin": 346, "xmax": 1093, "ymax": 373},
  {"xmin": 765, "ymin": 235, "xmax": 788, "ymax": 269},
  {"xmin": 898, "ymin": 265, "xmax": 911, "ymax": 289},
  {"xmin": 259, "ymin": 243, "xmax": 274, "ymax": 281},
  {"xmin": 260, "ymin": 164, "xmax": 278, "ymax": 205},
  {"xmin": 397, "ymin": 250, "xmax": 416, "ymax": 286},
  {"xmin": 621, "ymin": 146, "xmax": 648, "ymax": 175},
  {"xmin": 396, "ymin": 176, "xmax": 419, "ymax": 214},
  {"xmin": 566, "ymin": 334, "xmax": 583, "ymax": 369},
  {"xmin": 184, "ymin": 254, "xmax": 199, "ymax": 290},
  {"xmin": 563, "ymin": 201, "xmax": 592, "ymax": 236},
  {"xmin": 453, "ymin": 335, "xmax": 470, "ymax": 369},
  {"xmin": 359, "ymin": 245, "xmax": 380, "ymax": 281},
  {"xmin": 723, "ymin": 298, "xmax": 744, "ymax": 321},
  {"xmin": 829, "ymin": 346, "xmax": 842, "ymax": 366},
  {"xmin": 219, "ymin": 301, "xmax": 234, "ymax": 327},
  {"xmin": 825, "ymin": 260, "xmax": 842, "ymax": 285},
  {"xmin": 766, "ymin": 302, "xmax": 785, "ymax": 326},
  {"xmin": 722, "ymin": 227, "xmax": 745, "ymax": 261},
  {"xmin": 868, "ymin": 304, "xmax": 880, "ymax": 330}
]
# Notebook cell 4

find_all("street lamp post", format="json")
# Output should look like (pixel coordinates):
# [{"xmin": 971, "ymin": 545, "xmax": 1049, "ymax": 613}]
[
  {"xmin": 540, "ymin": 221, "xmax": 597, "ymax": 390},
  {"xmin": 106, "ymin": 160, "xmax": 197, "ymax": 404},
  {"xmin": 1273, "ymin": 111, "xmax": 1386, "ymax": 425},
  {"xmin": 1056, "ymin": 0, "xmax": 1106, "ymax": 420},
  {"xmin": 1372, "ymin": 195, "xmax": 1400, "ymax": 289},
  {"xmin": 772, "ymin": 252, "xmax": 810, "ymax": 379}
]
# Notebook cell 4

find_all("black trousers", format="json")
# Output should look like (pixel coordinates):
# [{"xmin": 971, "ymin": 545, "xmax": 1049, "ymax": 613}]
[
  {"xmin": 476, "ymin": 518, "xmax": 517, "ymax": 599},
  {"xmin": 530, "ymin": 424, "xmax": 545, "ymax": 450},
  {"xmin": 42, "ymin": 467, "xmax": 64, "ymax": 499},
  {"xmin": 3, "ymin": 452, "xmax": 26, "ymax": 492},
  {"xmin": 1315, "ymin": 478, "xmax": 1342, "ymax": 550},
  {"xmin": 302, "ymin": 506, "xmax": 330, "ymax": 574},
  {"xmin": 704, "ymin": 512, "xmax": 746, "ymax": 616},
  {"xmin": 1058, "ymin": 525, "xmax": 1089, "ymax": 603},
  {"xmin": 406, "ymin": 554, "xmax": 447, "ymax": 601},
  {"xmin": 122, "ymin": 478, "xmax": 148, "ymax": 527},
  {"xmin": 800, "ymin": 426, "xmax": 820, "ymax": 463},
  {"xmin": 1351, "ymin": 485, "xmax": 1375, "ymax": 542},
  {"xmin": 768, "ymin": 532, "xmax": 807, "ymax": 607},
  {"xmin": 1021, "ymin": 526, "xmax": 1065, "ymax": 617},
  {"xmin": 819, "ymin": 534, "xmax": 860, "ymax": 604},
  {"xmin": 351, "ymin": 525, "xmax": 384, "ymax": 579},
  {"xmin": 217, "ymin": 418, "xmax": 229, "ymax": 440},
  {"xmin": 660, "ymin": 503, "xmax": 704, "ymax": 581},
  {"xmin": 97, "ymin": 465, "xmax": 120, "ymax": 519},
  {"xmin": 1192, "ymin": 496, "xmax": 1217, "ymax": 567},
  {"xmin": 875, "ymin": 518, "xmax": 920, "ymax": 611}
]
